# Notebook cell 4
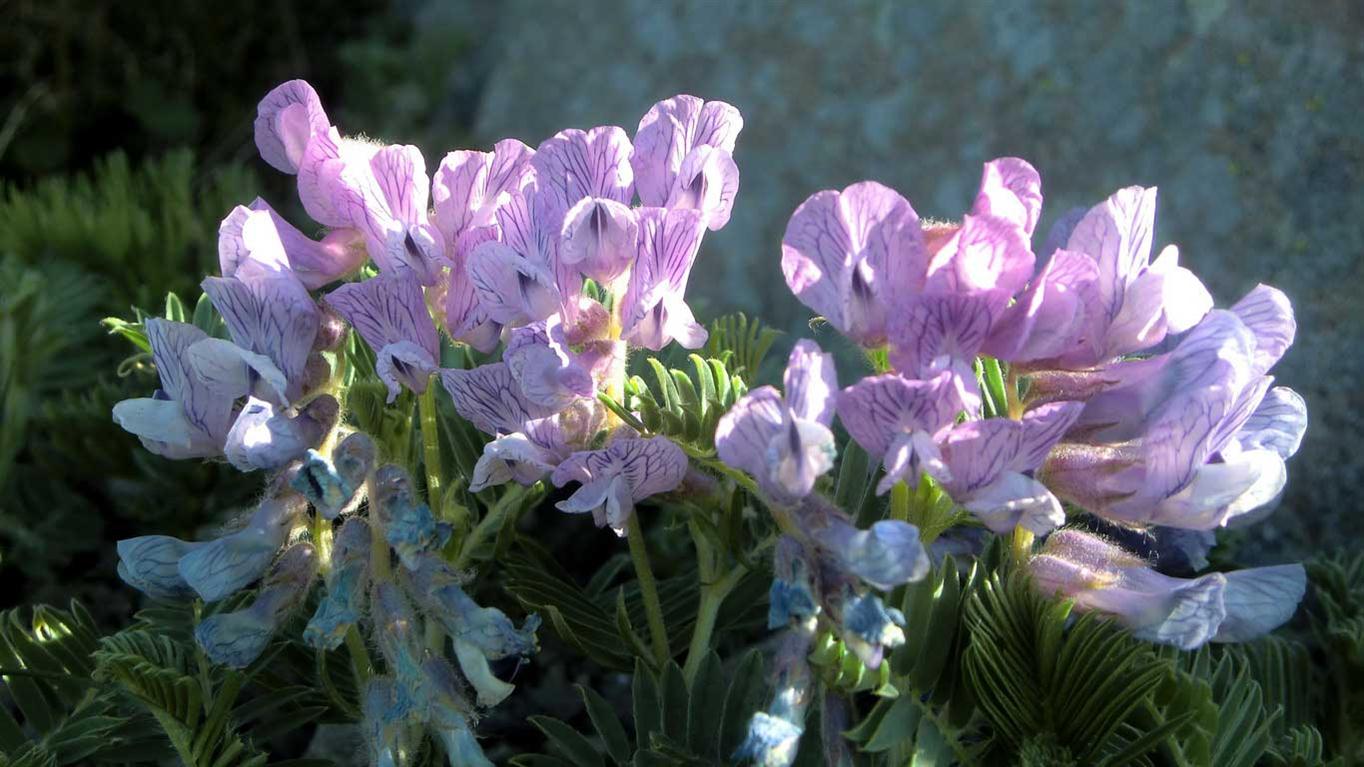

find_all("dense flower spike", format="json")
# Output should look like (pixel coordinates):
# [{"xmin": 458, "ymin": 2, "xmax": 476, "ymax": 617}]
[
  {"xmin": 1030, "ymin": 530, "xmax": 1305, "ymax": 648},
  {"xmin": 717, "ymin": 340, "xmax": 838, "ymax": 504}
]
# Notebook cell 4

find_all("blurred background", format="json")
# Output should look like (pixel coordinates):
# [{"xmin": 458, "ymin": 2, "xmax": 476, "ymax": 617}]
[{"xmin": 2, "ymin": 0, "xmax": 1360, "ymax": 617}]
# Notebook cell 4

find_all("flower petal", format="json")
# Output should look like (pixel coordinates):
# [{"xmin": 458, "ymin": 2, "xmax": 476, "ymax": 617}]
[
  {"xmin": 836, "ymin": 372, "xmax": 958, "ymax": 459},
  {"xmin": 784, "ymin": 340, "xmax": 837, "ymax": 426},
  {"xmin": 117, "ymin": 535, "xmax": 201, "ymax": 600},
  {"xmin": 559, "ymin": 196, "xmax": 639, "ymax": 283},
  {"xmin": 254, "ymin": 80, "xmax": 330, "ymax": 174},
  {"xmin": 432, "ymin": 138, "xmax": 535, "ymax": 238},
  {"xmin": 202, "ymin": 275, "xmax": 319, "ymax": 401},
  {"xmin": 632, "ymin": 95, "xmax": 743, "ymax": 207},
  {"xmin": 971, "ymin": 157, "xmax": 1042, "ymax": 237},
  {"xmin": 1064, "ymin": 185, "xmax": 1158, "ymax": 332},
  {"xmin": 440, "ymin": 362, "xmax": 557, "ymax": 436},
  {"xmin": 326, "ymin": 273, "xmax": 439, "ymax": 365},
  {"xmin": 819, "ymin": 519, "xmax": 930, "ymax": 590},
  {"xmin": 1229, "ymin": 283, "xmax": 1296, "ymax": 376},
  {"xmin": 532, "ymin": 126, "xmax": 634, "ymax": 213},
  {"xmin": 223, "ymin": 396, "xmax": 336, "ymax": 472},
  {"xmin": 716, "ymin": 386, "xmax": 786, "ymax": 483},
  {"xmin": 1213, "ymin": 565, "xmax": 1306, "ymax": 643},
  {"xmin": 1237, "ymin": 386, "xmax": 1307, "ymax": 459},
  {"xmin": 671, "ymin": 145, "xmax": 740, "ymax": 230}
]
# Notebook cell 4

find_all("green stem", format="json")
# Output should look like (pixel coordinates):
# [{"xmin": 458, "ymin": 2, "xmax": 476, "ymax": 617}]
[
  {"xmin": 682, "ymin": 565, "xmax": 746, "ymax": 685},
  {"xmin": 889, "ymin": 479, "xmax": 911, "ymax": 522},
  {"xmin": 1005, "ymin": 367, "xmax": 1024, "ymax": 421},
  {"xmin": 1011, "ymin": 525, "xmax": 1035, "ymax": 563},
  {"xmin": 367, "ymin": 475, "xmax": 391, "ymax": 583},
  {"xmin": 417, "ymin": 377, "xmax": 447, "ymax": 523},
  {"xmin": 453, "ymin": 484, "xmax": 528, "ymax": 570},
  {"xmin": 343, "ymin": 625, "xmax": 372, "ymax": 690},
  {"xmin": 626, "ymin": 515, "xmax": 670, "ymax": 665}
]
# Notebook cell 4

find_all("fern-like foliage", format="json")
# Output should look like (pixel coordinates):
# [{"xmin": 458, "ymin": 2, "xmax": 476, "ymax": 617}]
[
  {"xmin": 511, "ymin": 653, "xmax": 767, "ymax": 767},
  {"xmin": 600, "ymin": 355, "xmax": 748, "ymax": 452},
  {"xmin": 704, "ymin": 313, "xmax": 780, "ymax": 384},
  {"xmin": 1306, "ymin": 552, "xmax": 1364, "ymax": 763}
]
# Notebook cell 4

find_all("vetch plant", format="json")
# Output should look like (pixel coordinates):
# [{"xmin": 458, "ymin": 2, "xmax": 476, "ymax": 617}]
[{"xmin": 80, "ymin": 80, "xmax": 1331, "ymax": 766}]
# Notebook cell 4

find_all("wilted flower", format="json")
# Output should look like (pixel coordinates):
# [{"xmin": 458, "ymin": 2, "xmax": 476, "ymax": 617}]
[
  {"xmin": 736, "ymin": 618, "xmax": 817, "ymax": 767},
  {"xmin": 303, "ymin": 517, "xmax": 371, "ymax": 650},
  {"xmin": 372, "ymin": 465, "xmax": 451, "ymax": 570},
  {"xmin": 716, "ymin": 340, "xmax": 837, "ymax": 504},
  {"xmin": 550, "ymin": 435, "xmax": 688, "ymax": 535},
  {"xmin": 291, "ymin": 432, "xmax": 376, "ymax": 519},
  {"xmin": 1029, "ymin": 529, "xmax": 1305, "ymax": 649},
  {"xmin": 195, "ymin": 543, "xmax": 316, "ymax": 667},
  {"xmin": 176, "ymin": 494, "xmax": 307, "ymax": 602}
]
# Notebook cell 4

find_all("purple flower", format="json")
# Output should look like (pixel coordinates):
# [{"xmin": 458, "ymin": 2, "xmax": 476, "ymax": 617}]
[
  {"xmin": 886, "ymin": 212, "xmax": 1035, "ymax": 410},
  {"xmin": 632, "ymin": 95, "xmax": 743, "ymax": 230},
  {"xmin": 550, "ymin": 436, "xmax": 688, "ymax": 535},
  {"xmin": 296, "ymin": 131, "xmax": 444, "ymax": 284},
  {"xmin": 439, "ymin": 225, "xmax": 504, "ymax": 353},
  {"xmin": 223, "ymin": 394, "xmax": 337, "ymax": 472},
  {"xmin": 1004, "ymin": 186, "xmax": 1212, "ymax": 368},
  {"xmin": 935, "ymin": 401, "xmax": 1083, "ymax": 534},
  {"xmin": 559, "ymin": 196, "xmax": 639, "ymax": 283},
  {"xmin": 1043, "ymin": 288, "xmax": 1305, "ymax": 531},
  {"xmin": 432, "ymin": 139, "xmax": 536, "ymax": 238},
  {"xmin": 202, "ymin": 240, "xmax": 319, "ymax": 403},
  {"xmin": 504, "ymin": 317, "xmax": 597, "ymax": 410},
  {"xmin": 219, "ymin": 200, "xmax": 366, "ymax": 290},
  {"xmin": 326, "ymin": 273, "xmax": 441, "ymax": 402},
  {"xmin": 618, "ymin": 207, "xmax": 708, "ymax": 350},
  {"xmin": 112, "ymin": 319, "xmax": 238, "ymax": 460},
  {"xmin": 780, "ymin": 182, "xmax": 923, "ymax": 346},
  {"xmin": 1030, "ymin": 529, "xmax": 1305, "ymax": 649},
  {"xmin": 716, "ymin": 340, "xmax": 838, "ymax": 504},
  {"xmin": 835, "ymin": 371, "xmax": 961, "ymax": 494},
  {"xmin": 971, "ymin": 157, "xmax": 1043, "ymax": 238},
  {"xmin": 466, "ymin": 184, "xmax": 570, "ymax": 328},
  {"xmin": 254, "ymin": 80, "xmax": 331, "ymax": 175},
  {"xmin": 440, "ymin": 362, "xmax": 559, "ymax": 437},
  {"xmin": 530, "ymin": 126, "xmax": 635, "ymax": 213}
]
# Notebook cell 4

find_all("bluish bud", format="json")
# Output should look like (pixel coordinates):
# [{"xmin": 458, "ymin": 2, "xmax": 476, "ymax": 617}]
[
  {"xmin": 177, "ymin": 494, "xmax": 305, "ymax": 602},
  {"xmin": 374, "ymin": 465, "xmax": 451, "ymax": 569},
  {"xmin": 116, "ymin": 535, "xmax": 202, "ymax": 600},
  {"xmin": 304, "ymin": 518, "xmax": 371, "ymax": 649},
  {"xmin": 195, "ymin": 543, "xmax": 316, "ymax": 667},
  {"xmin": 839, "ymin": 592, "xmax": 905, "ymax": 669}
]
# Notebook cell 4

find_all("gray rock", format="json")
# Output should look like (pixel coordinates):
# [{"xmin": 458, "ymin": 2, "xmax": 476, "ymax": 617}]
[{"xmin": 433, "ymin": 0, "xmax": 1363, "ymax": 557}]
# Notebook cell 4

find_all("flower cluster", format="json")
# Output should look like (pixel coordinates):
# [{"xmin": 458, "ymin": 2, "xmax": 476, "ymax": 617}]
[
  {"xmin": 720, "ymin": 160, "xmax": 1308, "ymax": 765},
  {"xmin": 111, "ymin": 79, "xmax": 750, "ymax": 764}
]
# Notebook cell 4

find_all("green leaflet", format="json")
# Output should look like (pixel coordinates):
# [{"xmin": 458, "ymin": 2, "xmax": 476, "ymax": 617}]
[{"xmin": 704, "ymin": 313, "xmax": 781, "ymax": 384}]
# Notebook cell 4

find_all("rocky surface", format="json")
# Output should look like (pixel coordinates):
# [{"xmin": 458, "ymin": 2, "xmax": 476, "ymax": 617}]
[{"xmin": 427, "ymin": 0, "xmax": 1364, "ymax": 556}]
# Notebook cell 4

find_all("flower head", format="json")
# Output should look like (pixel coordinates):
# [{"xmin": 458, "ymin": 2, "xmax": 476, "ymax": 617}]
[{"xmin": 550, "ymin": 436, "xmax": 688, "ymax": 535}]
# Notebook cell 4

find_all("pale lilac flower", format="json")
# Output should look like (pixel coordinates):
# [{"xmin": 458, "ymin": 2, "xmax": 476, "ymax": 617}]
[
  {"xmin": 887, "ymin": 212, "xmax": 1035, "ymax": 410},
  {"xmin": 431, "ymin": 139, "xmax": 536, "ymax": 237},
  {"xmin": 466, "ymin": 185, "xmax": 570, "ymax": 327},
  {"xmin": 1043, "ymin": 294, "xmax": 1305, "ymax": 531},
  {"xmin": 934, "ymin": 401, "xmax": 1083, "ymax": 535},
  {"xmin": 550, "ymin": 436, "xmax": 688, "ymax": 535},
  {"xmin": 440, "ymin": 362, "xmax": 559, "ymax": 437},
  {"xmin": 438, "ymin": 225, "xmax": 504, "ymax": 352},
  {"xmin": 112, "ymin": 319, "xmax": 237, "ymax": 460},
  {"xmin": 219, "ymin": 200, "xmax": 366, "ymax": 290},
  {"xmin": 326, "ymin": 273, "xmax": 441, "ymax": 402},
  {"xmin": 780, "ymin": 181, "xmax": 923, "ymax": 346},
  {"xmin": 835, "ymin": 371, "xmax": 961, "ymax": 494},
  {"xmin": 297, "ymin": 130, "xmax": 444, "ymax": 284},
  {"xmin": 530, "ymin": 126, "xmax": 635, "ymax": 213},
  {"xmin": 559, "ymin": 196, "xmax": 639, "ymax": 283},
  {"xmin": 971, "ymin": 157, "xmax": 1043, "ymax": 237},
  {"xmin": 1003, "ymin": 186, "xmax": 1212, "ymax": 368},
  {"xmin": 223, "ymin": 394, "xmax": 337, "ymax": 472},
  {"xmin": 618, "ymin": 207, "xmax": 708, "ymax": 350},
  {"xmin": 195, "ymin": 543, "xmax": 317, "ymax": 667},
  {"xmin": 632, "ymin": 95, "xmax": 743, "ymax": 230},
  {"xmin": 202, "ymin": 241, "xmax": 319, "ymax": 402},
  {"xmin": 716, "ymin": 340, "xmax": 838, "ymax": 504},
  {"xmin": 504, "ymin": 317, "xmax": 596, "ymax": 410},
  {"xmin": 1030, "ymin": 529, "xmax": 1305, "ymax": 649}
]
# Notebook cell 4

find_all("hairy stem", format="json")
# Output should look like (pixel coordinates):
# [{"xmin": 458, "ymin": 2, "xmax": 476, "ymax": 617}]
[
  {"xmin": 453, "ymin": 484, "xmax": 528, "ymax": 570},
  {"xmin": 417, "ymin": 377, "xmax": 447, "ymax": 523},
  {"xmin": 626, "ymin": 515, "xmax": 670, "ymax": 665},
  {"xmin": 1005, "ymin": 367, "xmax": 1024, "ymax": 421},
  {"xmin": 1011, "ymin": 525, "xmax": 1035, "ymax": 562},
  {"xmin": 682, "ymin": 565, "xmax": 746, "ymax": 685},
  {"xmin": 366, "ymin": 475, "xmax": 391, "ymax": 583},
  {"xmin": 343, "ymin": 625, "xmax": 372, "ymax": 690}
]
